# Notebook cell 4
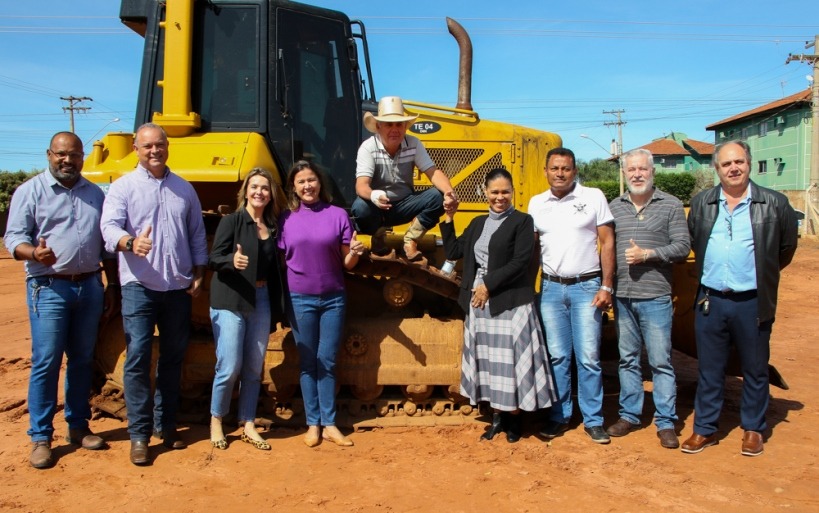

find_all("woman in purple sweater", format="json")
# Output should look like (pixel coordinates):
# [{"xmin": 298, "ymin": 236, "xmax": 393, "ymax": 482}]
[{"xmin": 278, "ymin": 161, "xmax": 365, "ymax": 447}]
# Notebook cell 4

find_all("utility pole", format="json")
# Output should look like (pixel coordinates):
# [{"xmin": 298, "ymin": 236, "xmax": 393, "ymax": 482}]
[
  {"xmin": 60, "ymin": 96, "xmax": 93, "ymax": 133},
  {"xmin": 786, "ymin": 35, "xmax": 818, "ymax": 235},
  {"xmin": 604, "ymin": 109, "xmax": 626, "ymax": 195}
]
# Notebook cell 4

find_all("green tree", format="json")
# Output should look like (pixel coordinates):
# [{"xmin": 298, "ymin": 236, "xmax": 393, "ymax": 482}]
[
  {"xmin": 0, "ymin": 170, "xmax": 40, "ymax": 213},
  {"xmin": 577, "ymin": 158, "xmax": 619, "ymax": 182}
]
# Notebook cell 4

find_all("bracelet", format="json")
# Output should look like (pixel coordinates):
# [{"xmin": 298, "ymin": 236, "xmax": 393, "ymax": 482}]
[
  {"xmin": 643, "ymin": 250, "xmax": 648, "ymax": 262},
  {"xmin": 599, "ymin": 285, "xmax": 614, "ymax": 294}
]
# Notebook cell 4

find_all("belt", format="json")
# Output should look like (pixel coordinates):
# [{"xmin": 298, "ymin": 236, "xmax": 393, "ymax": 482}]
[
  {"xmin": 701, "ymin": 285, "xmax": 757, "ymax": 297},
  {"xmin": 46, "ymin": 270, "xmax": 100, "ymax": 282},
  {"xmin": 543, "ymin": 272, "xmax": 601, "ymax": 285},
  {"xmin": 255, "ymin": 280, "xmax": 267, "ymax": 288}
]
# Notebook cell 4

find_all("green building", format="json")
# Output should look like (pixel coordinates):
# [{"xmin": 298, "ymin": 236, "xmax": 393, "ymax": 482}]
[
  {"xmin": 631, "ymin": 133, "xmax": 714, "ymax": 173},
  {"xmin": 706, "ymin": 89, "xmax": 812, "ymax": 192}
]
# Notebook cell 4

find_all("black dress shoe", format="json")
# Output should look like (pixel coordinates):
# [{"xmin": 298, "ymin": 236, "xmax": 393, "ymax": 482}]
[
  {"xmin": 539, "ymin": 420, "xmax": 568, "ymax": 440},
  {"xmin": 506, "ymin": 414, "xmax": 522, "ymax": 443},
  {"xmin": 480, "ymin": 412, "xmax": 505, "ymax": 441},
  {"xmin": 130, "ymin": 440, "xmax": 149, "ymax": 466},
  {"xmin": 584, "ymin": 425, "xmax": 611, "ymax": 444},
  {"xmin": 153, "ymin": 429, "xmax": 186, "ymax": 450}
]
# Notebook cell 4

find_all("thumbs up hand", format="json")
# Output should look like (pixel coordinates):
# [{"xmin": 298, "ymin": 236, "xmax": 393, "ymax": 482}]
[
  {"xmin": 133, "ymin": 226, "xmax": 153, "ymax": 257},
  {"xmin": 624, "ymin": 238, "xmax": 647, "ymax": 265},
  {"xmin": 32, "ymin": 237, "xmax": 58, "ymax": 266},
  {"xmin": 349, "ymin": 231, "xmax": 365, "ymax": 256},
  {"xmin": 234, "ymin": 243, "xmax": 249, "ymax": 270}
]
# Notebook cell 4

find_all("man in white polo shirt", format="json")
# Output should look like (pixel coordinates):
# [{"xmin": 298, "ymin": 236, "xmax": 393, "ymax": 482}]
[{"xmin": 528, "ymin": 147, "xmax": 615, "ymax": 444}]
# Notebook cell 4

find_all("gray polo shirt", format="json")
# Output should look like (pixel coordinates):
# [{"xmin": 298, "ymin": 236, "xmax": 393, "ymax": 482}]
[
  {"xmin": 609, "ymin": 187, "xmax": 690, "ymax": 299},
  {"xmin": 355, "ymin": 133, "xmax": 435, "ymax": 202}
]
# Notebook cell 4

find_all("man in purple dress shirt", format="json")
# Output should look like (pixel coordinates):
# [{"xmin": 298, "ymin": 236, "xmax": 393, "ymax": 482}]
[{"xmin": 101, "ymin": 123, "xmax": 208, "ymax": 465}]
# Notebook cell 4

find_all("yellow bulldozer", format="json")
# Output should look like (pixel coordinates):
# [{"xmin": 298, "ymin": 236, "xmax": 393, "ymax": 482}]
[{"xmin": 83, "ymin": 0, "xmax": 786, "ymax": 428}]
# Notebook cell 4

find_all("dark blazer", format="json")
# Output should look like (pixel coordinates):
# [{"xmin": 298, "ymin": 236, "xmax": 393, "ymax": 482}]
[
  {"xmin": 440, "ymin": 209, "xmax": 539, "ymax": 316},
  {"xmin": 208, "ymin": 209, "xmax": 285, "ymax": 320},
  {"xmin": 688, "ymin": 180, "xmax": 798, "ymax": 322}
]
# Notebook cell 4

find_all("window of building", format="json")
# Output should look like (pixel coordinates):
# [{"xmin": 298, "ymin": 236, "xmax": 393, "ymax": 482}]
[
  {"xmin": 741, "ymin": 127, "xmax": 748, "ymax": 139},
  {"xmin": 759, "ymin": 121, "xmax": 768, "ymax": 136},
  {"xmin": 758, "ymin": 160, "xmax": 767, "ymax": 174}
]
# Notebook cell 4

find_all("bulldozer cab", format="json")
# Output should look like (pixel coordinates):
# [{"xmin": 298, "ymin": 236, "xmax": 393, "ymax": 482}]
[{"xmin": 126, "ymin": 0, "xmax": 369, "ymax": 206}]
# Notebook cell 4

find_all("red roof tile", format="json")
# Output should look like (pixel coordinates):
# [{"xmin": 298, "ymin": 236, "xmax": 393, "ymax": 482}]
[
  {"xmin": 638, "ymin": 138, "xmax": 690, "ymax": 156},
  {"xmin": 683, "ymin": 139, "xmax": 715, "ymax": 155},
  {"xmin": 706, "ymin": 89, "xmax": 811, "ymax": 130}
]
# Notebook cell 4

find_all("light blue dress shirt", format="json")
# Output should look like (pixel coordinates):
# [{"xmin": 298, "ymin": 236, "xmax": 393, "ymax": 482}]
[
  {"xmin": 4, "ymin": 171, "xmax": 110, "ymax": 277},
  {"xmin": 701, "ymin": 189, "xmax": 757, "ymax": 293}
]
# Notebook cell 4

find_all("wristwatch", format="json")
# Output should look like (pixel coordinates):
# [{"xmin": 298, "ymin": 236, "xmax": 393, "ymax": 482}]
[
  {"xmin": 599, "ymin": 285, "xmax": 614, "ymax": 294},
  {"xmin": 125, "ymin": 236, "xmax": 136, "ymax": 253}
]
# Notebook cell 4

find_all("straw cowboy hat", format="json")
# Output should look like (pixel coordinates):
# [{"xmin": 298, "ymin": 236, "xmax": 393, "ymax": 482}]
[{"xmin": 363, "ymin": 96, "xmax": 419, "ymax": 133}]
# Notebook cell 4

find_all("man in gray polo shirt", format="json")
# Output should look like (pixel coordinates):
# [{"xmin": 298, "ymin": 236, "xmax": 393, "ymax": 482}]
[{"xmin": 606, "ymin": 148, "xmax": 690, "ymax": 449}]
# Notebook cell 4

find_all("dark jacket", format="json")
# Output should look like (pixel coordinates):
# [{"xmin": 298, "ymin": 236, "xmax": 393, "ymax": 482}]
[
  {"xmin": 440, "ymin": 210, "xmax": 539, "ymax": 316},
  {"xmin": 688, "ymin": 181, "xmax": 798, "ymax": 322},
  {"xmin": 208, "ymin": 209, "xmax": 285, "ymax": 321}
]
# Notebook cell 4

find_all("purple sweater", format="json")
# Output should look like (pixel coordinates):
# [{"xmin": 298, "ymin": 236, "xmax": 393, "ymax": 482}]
[{"xmin": 278, "ymin": 202, "xmax": 352, "ymax": 295}]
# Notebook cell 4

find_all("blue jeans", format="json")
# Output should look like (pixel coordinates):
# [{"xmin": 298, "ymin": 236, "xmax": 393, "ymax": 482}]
[
  {"xmin": 209, "ymin": 286, "xmax": 271, "ymax": 422},
  {"xmin": 614, "ymin": 296, "xmax": 677, "ymax": 430},
  {"xmin": 287, "ymin": 291, "xmax": 346, "ymax": 426},
  {"xmin": 26, "ymin": 274, "xmax": 104, "ymax": 442},
  {"xmin": 351, "ymin": 187, "xmax": 444, "ymax": 234},
  {"xmin": 693, "ymin": 289, "xmax": 770, "ymax": 434},
  {"xmin": 538, "ymin": 276, "xmax": 604, "ymax": 427},
  {"xmin": 121, "ymin": 284, "xmax": 191, "ymax": 441}
]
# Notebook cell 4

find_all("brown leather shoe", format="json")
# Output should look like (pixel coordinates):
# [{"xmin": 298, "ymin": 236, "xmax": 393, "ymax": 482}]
[
  {"xmin": 657, "ymin": 429, "xmax": 680, "ymax": 449},
  {"xmin": 30, "ymin": 441, "xmax": 53, "ymax": 469},
  {"xmin": 66, "ymin": 428, "xmax": 105, "ymax": 450},
  {"xmin": 741, "ymin": 430, "xmax": 764, "ymax": 457},
  {"xmin": 606, "ymin": 418, "xmax": 640, "ymax": 437},
  {"xmin": 130, "ymin": 440, "xmax": 149, "ymax": 466},
  {"xmin": 680, "ymin": 432, "xmax": 718, "ymax": 454}
]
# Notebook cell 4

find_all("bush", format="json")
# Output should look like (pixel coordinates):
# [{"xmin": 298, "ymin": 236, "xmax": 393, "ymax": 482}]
[
  {"xmin": 584, "ymin": 171, "xmax": 701, "ymax": 205},
  {"xmin": 584, "ymin": 180, "xmax": 620, "ymax": 202},
  {"xmin": 0, "ymin": 170, "xmax": 40, "ymax": 213},
  {"xmin": 654, "ymin": 172, "xmax": 697, "ymax": 205}
]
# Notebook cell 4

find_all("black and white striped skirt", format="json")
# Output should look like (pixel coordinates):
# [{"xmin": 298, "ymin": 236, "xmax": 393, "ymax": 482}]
[{"xmin": 460, "ymin": 294, "xmax": 557, "ymax": 412}]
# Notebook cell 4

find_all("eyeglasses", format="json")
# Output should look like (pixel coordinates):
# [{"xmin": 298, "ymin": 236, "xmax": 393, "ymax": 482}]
[
  {"xmin": 725, "ymin": 216, "xmax": 733, "ymax": 241},
  {"xmin": 48, "ymin": 150, "xmax": 84, "ymax": 160}
]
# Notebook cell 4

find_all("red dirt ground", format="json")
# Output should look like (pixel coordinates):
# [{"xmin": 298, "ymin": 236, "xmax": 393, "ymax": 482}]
[{"xmin": 0, "ymin": 240, "xmax": 817, "ymax": 513}]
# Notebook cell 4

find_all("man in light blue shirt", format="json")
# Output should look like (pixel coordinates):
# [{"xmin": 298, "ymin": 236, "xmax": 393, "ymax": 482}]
[
  {"xmin": 683, "ymin": 140, "xmax": 797, "ymax": 457},
  {"xmin": 100, "ymin": 123, "xmax": 208, "ymax": 465},
  {"xmin": 5, "ymin": 131, "xmax": 118, "ymax": 469}
]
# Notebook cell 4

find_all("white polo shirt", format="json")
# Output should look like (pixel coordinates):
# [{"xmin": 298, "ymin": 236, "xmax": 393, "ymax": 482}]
[{"xmin": 528, "ymin": 182, "xmax": 613, "ymax": 277}]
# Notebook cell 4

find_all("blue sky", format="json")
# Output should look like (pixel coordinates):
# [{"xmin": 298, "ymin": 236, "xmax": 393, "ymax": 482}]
[{"xmin": 1, "ymin": 0, "xmax": 816, "ymax": 172}]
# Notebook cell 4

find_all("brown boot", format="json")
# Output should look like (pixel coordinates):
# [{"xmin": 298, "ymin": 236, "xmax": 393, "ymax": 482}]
[
  {"xmin": 403, "ymin": 219, "xmax": 426, "ymax": 260},
  {"xmin": 30, "ymin": 441, "xmax": 53, "ymax": 469}
]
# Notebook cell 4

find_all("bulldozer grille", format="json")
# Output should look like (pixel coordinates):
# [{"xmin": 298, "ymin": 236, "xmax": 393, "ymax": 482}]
[{"xmin": 415, "ymin": 148, "xmax": 505, "ymax": 204}]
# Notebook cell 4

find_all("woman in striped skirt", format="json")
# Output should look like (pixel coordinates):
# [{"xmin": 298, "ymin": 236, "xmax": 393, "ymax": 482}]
[{"xmin": 440, "ymin": 168, "xmax": 556, "ymax": 442}]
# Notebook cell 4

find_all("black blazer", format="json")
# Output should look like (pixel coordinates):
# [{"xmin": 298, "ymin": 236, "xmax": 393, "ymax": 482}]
[
  {"xmin": 440, "ymin": 210, "xmax": 539, "ymax": 316},
  {"xmin": 208, "ymin": 209, "xmax": 285, "ymax": 321}
]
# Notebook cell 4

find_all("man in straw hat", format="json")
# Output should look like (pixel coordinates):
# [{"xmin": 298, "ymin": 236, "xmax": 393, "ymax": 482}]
[{"xmin": 353, "ymin": 96, "xmax": 458, "ymax": 259}]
